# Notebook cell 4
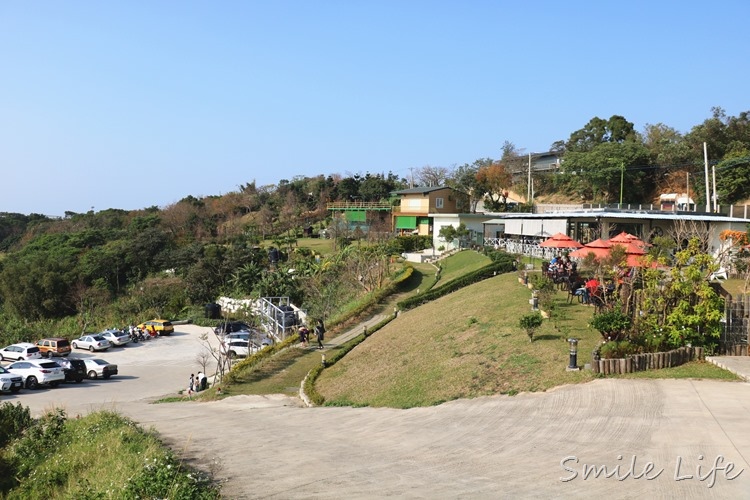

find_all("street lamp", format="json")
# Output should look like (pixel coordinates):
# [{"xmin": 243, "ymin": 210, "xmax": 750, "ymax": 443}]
[{"xmin": 566, "ymin": 338, "xmax": 580, "ymax": 371}]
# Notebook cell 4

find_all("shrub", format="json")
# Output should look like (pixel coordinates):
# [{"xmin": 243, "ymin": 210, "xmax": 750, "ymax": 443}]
[
  {"xmin": 590, "ymin": 307, "xmax": 631, "ymax": 341},
  {"xmin": 519, "ymin": 312, "xmax": 544, "ymax": 342},
  {"xmin": 599, "ymin": 340, "xmax": 639, "ymax": 359}
]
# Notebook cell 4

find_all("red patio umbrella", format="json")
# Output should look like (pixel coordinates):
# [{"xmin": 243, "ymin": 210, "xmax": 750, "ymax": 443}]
[
  {"xmin": 539, "ymin": 232, "xmax": 584, "ymax": 249},
  {"xmin": 569, "ymin": 238, "xmax": 613, "ymax": 260}
]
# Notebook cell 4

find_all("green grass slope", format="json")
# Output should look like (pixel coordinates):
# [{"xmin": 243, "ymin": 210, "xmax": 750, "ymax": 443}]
[{"xmin": 316, "ymin": 272, "xmax": 598, "ymax": 408}]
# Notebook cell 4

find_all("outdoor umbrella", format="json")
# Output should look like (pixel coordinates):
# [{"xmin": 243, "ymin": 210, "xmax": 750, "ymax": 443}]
[
  {"xmin": 609, "ymin": 231, "xmax": 649, "ymax": 249},
  {"xmin": 539, "ymin": 232, "xmax": 584, "ymax": 249},
  {"xmin": 569, "ymin": 238, "xmax": 612, "ymax": 260}
]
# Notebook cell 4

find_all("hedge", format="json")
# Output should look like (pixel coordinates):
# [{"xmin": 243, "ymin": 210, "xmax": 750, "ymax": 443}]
[{"xmin": 396, "ymin": 254, "xmax": 516, "ymax": 311}]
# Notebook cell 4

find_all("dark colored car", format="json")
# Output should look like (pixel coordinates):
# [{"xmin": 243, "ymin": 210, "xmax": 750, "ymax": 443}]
[
  {"xmin": 56, "ymin": 357, "xmax": 86, "ymax": 383},
  {"xmin": 214, "ymin": 321, "xmax": 251, "ymax": 335}
]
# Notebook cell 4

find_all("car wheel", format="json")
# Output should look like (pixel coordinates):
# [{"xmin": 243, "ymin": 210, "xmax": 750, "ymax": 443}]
[
  {"xmin": 18, "ymin": 357, "xmax": 24, "ymax": 361},
  {"xmin": 72, "ymin": 342, "xmax": 78, "ymax": 349},
  {"xmin": 75, "ymin": 377, "xmax": 84, "ymax": 383},
  {"xmin": 89, "ymin": 346, "xmax": 94, "ymax": 352},
  {"xmin": 104, "ymin": 374, "xmax": 111, "ymax": 380},
  {"xmin": 88, "ymin": 370, "xmax": 98, "ymax": 379},
  {"xmin": 26, "ymin": 376, "xmax": 39, "ymax": 390},
  {"xmin": 228, "ymin": 351, "xmax": 236, "ymax": 359},
  {"xmin": 50, "ymin": 381, "xmax": 60, "ymax": 388}
]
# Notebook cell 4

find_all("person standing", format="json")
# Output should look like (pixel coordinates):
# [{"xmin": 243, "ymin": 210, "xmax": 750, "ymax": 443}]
[
  {"xmin": 314, "ymin": 319, "xmax": 325, "ymax": 350},
  {"xmin": 195, "ymin": 371, "xmax": 204, "ymax": 392},
  {"xmin": 188, "ymin": 373, "xmax": 195, "ymax": 397}
]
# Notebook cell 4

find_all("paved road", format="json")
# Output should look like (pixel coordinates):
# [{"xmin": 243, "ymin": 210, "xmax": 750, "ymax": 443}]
[
  {"xmin": 129, "ymin": 378, "xmax": 750, "ymax": 499},
  {"xmin": 2, "ymin": 325, "xmax": 220, "ymax": 416},
  {"xmin": 8, "ymin": 326, "xmax": 750, "ymax": 499}
]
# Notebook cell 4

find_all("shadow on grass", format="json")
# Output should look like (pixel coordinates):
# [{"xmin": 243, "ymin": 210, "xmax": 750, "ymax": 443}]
[{"xmin": 535, "ymin": 334, "xmax": 563, "ymax": 341}]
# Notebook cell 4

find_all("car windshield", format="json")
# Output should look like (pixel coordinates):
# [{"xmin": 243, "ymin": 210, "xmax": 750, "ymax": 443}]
[
  {"xmin": 27, "ymin": 347, "xmax": 40, "ymax": 353},
  {"xmin": 56, "ymin": 340, "xmax": 70, "ymax": 347},
  {"xmin": 92, "ymin": 336, "xmax": 106, "ymax": 341},
  {"xmin": 39, "ymin": 362, "xmax": 59, "ymax": 368},
  {"xmin": 93, "ymin": 359, "xmax": 108, "ymax": 365},
  {"xmin": 0, "ymin": 367, "xmax": 8, "ymax": 374}
]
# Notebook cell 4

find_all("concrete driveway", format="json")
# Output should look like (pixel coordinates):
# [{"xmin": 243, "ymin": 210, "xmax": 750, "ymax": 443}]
[
  {"xmin": 129, "ymin": 378, "xmax": 750, "ymax": 499},
  {"xmin": 7, "ymin": 326, "xmax": 750, "ymax": 498}
]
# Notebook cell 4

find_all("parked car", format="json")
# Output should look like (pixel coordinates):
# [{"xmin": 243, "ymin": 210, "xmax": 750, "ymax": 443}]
[
  {"xmin": 0, "ymin": 366, "xmax": 23, "ymax": 393},
  {"xmin": 72, "ymin": 335, "xmax": 111, "ymax": 352},
  {"xmin": 56, "ymin": 357, "xmax": 87, "ymax": 383},
  {"xmin": 7, "ymin": 359, "xmax": 65, "ymax": 389},
  {"xmin": 99, "ymin": 329, "xmax": 131, "ymax": 347},
  {"xmin": 214, "ymin": 321, "xmax": 251, "ymax": 336},
  {"xmin": 223, "ymin": 340, "xmax": 251, "ymax": 358},
  {"xmin": 35, "ymin": 337, "xmax": 72, "ymax": 357},
  {"xmin": 0, "ymin": 342, "xmax": 42, "ymax": 361},
  {"xmin": 137, "ymin": 319, "xmax": 174, "ymax": 336},
  {"xmin": 82, "ymin": 358, "xmax": 118, "ymax": 379}
]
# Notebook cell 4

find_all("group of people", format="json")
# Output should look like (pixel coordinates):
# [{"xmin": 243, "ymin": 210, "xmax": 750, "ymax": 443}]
[
  {"xmin": 188, "ymin": 371, "xmax": 208, "ymax": 397},
  {"xmin": 298, "ymin": 319, "xmax": 326, "ymax": 350},
  {"xmin": 547, "ymin": 254, "xmax": 577, "ymax": 276}
]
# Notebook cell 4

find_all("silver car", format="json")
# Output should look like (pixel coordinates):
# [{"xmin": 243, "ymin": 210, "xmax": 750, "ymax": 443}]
[
  {"xmin": 72, "ymin": 335, "xmax": 111, "ymax": 352},
  {"xmin": 99, "ymin": 329, "xmax": 131, "ymax": 347},
  {"xmin": 82, "ymin": 358, "xmax": 118, "ymax": 379}
]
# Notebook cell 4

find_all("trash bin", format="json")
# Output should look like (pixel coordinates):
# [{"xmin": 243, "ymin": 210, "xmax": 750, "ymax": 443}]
[{"xmin": 204, "ymin": 303, "xmax": 221, "ymax": 319}]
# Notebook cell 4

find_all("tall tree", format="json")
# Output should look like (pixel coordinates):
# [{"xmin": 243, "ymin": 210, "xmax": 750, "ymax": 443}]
[
  {"xmin": 475, "ymin": 162, "xmax": 512, "ymax": 210},
  {"xmin": 415, "ymin": 165, "xmax": 450, "ymax": 187}
]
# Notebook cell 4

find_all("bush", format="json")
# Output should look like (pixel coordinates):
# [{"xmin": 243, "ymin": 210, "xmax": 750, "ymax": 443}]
[
  {"xmin": 0, "ymin": 402, "xmax": 32, "ymax": 449},
  {"xmin": 519, "ymin": 312, "xmax": 544, "ymax": 342},
  {"xmin": 590, "ymin": 307, "xmax": 631, "ymax": 341},
  {"xmin": 599, "ymin": 340, "xmax": 639, "ymax": 359}
]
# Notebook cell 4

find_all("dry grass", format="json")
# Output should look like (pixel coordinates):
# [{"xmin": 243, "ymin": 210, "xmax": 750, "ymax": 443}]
[{"xmin": 316, "ymin": 273, "xmax": 600, "ymax": 408}]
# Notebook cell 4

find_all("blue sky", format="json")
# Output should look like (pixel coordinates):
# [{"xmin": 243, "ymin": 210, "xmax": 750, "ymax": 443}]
[{"xmin": 2, "ymin": 1, "xmax": 748, "ymax": 216}]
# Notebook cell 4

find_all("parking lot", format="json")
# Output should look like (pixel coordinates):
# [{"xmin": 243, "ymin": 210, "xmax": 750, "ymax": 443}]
[{"xmin": 0, "ymin": 324, "xmax": 220, "ymax": 416}]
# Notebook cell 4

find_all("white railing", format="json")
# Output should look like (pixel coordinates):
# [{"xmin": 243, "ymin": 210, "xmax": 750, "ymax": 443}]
[{"xmin": 485, "ymin": 238, "xmax": 559, "ymax": 260}]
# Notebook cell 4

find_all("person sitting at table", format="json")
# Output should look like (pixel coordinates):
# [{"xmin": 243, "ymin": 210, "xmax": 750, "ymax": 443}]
[{"xmin": 585, "ymin": 276, "xmax": 601, "ymax": 305}]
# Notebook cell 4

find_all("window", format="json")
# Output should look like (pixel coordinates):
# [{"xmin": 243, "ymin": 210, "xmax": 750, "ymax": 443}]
[{"xmin": 435, "ymin": 197, "xmax": 444, "ymax": 209}]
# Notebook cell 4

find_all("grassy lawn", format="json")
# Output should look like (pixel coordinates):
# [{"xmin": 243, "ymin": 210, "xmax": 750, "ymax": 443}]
[
  {"xmin": 316, "ymin": 272, "xmax": 601, "ymax": 408},
  {"xmin": 295, "ymin": 237, "xmax": 338, "ymax": 257},
  {"xmin": 617, "ymin": 361, "xmax": 742, "ymax": 381},
  {"xmin": 720, "ymin": 277, "xmax": 749, "ymax": 296},
  {"xmin": 437, "ymin": 249, "xmax": 492, "ymax": 284},
  {"xmin": 220, "ymin": 261, "xmax": 437, "ymax": 396}
]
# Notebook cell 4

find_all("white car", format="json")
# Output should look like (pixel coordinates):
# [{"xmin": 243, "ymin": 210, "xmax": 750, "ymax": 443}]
[
  {"xmin": 222, "ymin": 337, "xmax": 272, "ymax": 358},
  {"xmin": 82, "ymin": 358, "xmax": 118, "ymax": 379},
  {"xmin": 72, "ymin": 335, "xmax": 111, "ymax": 352},
  {"xmin": 99, "ymin": 329, "xmax": 131, "ymax": 347},
  {"xmin": 0, "ymin": 366, "xmax": 23, "ymax": 393},
  {"xmin": 7, "ymin": 359, "xmax": 65, "ymax": 389},
  {"xmin": 0, "ymin": 342, "xmax": 43, "ymax": 361}
]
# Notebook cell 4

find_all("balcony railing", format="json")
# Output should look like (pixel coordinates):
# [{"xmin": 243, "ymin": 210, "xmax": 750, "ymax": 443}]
[{"xmin": 326, "ymin": 201, "xmax": 393, "ymax": 211}]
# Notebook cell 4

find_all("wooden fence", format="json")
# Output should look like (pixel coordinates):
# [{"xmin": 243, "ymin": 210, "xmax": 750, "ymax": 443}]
[{"xmin": 592, "ymin": 346, "xmax": 704, "ymax": 375}]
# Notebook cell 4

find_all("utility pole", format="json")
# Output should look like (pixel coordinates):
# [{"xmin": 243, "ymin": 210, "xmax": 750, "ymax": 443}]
[
  {"xmin": 527, "ymin": 153, "xmax": 532, "ymax": 203},
  {"xmin": 703, "ymin": 142, "xmax": 710, "ymax": 212},
  {"xmin": 686, "ymin": 172, "xmax": 690, "ymax": 211},
  {"xmin": 712, "ymin": 165, "xmax": 717, "ymax": 212}
]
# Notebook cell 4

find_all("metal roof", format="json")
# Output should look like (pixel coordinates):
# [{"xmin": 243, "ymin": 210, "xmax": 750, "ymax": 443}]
[{"xmin": 482, "ymin": 208, "xmax": 750, "ymax": 224}]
